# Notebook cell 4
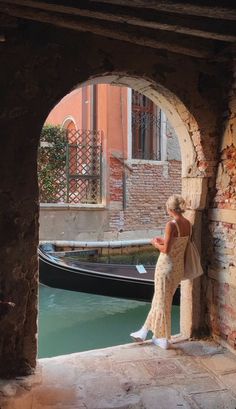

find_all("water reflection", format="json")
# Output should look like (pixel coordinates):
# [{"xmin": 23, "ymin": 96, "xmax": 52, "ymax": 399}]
[{"xmin": 38, "ymin": 284, "xmax": 180, "ymax": 358}]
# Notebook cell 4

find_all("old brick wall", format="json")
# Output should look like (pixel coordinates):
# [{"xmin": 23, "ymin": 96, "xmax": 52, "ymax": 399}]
[
  {"xmin": 206, "ymin": 63, "xmax": 236, "ymax": 349},
  {"xmin": 109, "ymin": 158, "xmax": 181, "ymax": 233},
  {"xmin": 108, "ymin": 123, "xmax": 182, "ymax": 236}
]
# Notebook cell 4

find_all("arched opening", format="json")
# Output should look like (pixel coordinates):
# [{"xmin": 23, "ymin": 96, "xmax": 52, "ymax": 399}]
[
  {"xmin": 38, "ymin": 75, "xmax": 206, "ymax": 356},
  {"xmin": 62, "ymin": 117, "xmax": 77, "ymax": 133},
  {"xmin": 82, "ymin": 76, "xmax": 206, "ymax": 342},
  {"xmin": 1, "ymin": 0, "xmax": 234, "ymax": 381}
]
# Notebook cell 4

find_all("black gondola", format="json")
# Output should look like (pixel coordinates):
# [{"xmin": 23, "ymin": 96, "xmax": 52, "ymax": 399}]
[{"xmin": 39, "ymin": 247, "xmax": 180, "ymax": 304}]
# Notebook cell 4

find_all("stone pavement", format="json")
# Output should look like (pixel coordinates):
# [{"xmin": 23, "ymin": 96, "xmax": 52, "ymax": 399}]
[{"xmin": 1, "ymin": 339, "xmax": 236, "ymax": 409}]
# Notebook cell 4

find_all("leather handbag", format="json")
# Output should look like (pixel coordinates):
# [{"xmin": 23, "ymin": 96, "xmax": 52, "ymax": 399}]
[{"xmin": 183, "ymin": 225, "xmax": 204, "ymax": 280}]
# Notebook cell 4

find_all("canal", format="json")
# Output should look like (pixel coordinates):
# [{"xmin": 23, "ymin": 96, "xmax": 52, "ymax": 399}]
[{"xmin": 38, "ymin": 284, "xmax": 180, "ymax": 358}]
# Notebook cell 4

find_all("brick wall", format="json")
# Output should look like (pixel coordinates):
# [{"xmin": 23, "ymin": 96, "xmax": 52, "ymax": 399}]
[
  {"xmin": 206, "ymin": 72, "xmax": 236, "ymax": 348},
  {"xmin": 207, "ymin": 220, "xmax": 236, "ymax": 347},
  {"xmin": 214, "ymin": 144, "xmax": 236, "ymax": 210},
  {"xmin": 108, "ymin": 157, "xmax": 182, "ymax": 233}
]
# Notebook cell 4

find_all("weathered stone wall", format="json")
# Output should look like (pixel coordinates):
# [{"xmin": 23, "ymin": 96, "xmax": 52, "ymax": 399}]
[
  {"xmin": 206, "ymin": 63, "xmax": 236, "ymax": 350},
  {"xmin": 0, "ymin": 118, "xmax": 40, "ymax": 377},
  {"xmin": 0, "ymin": 20, "xmax": 230, "ymax": 376},
  {"xmin": 207, "ymin": 218, "xmax": 236, "ymax": 345},
  {"xmin": 39, "ymin": 206, "xmax": 110, "ymax": 241},
  {"xmin": 166, "ymin": 122, "xmax": 181, "ymax": 161}
]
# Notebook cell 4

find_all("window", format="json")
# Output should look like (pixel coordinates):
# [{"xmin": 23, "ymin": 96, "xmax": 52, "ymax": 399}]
[{"xmin": 132, "ymin": 90, "xmax": 161, "ymax": 160}]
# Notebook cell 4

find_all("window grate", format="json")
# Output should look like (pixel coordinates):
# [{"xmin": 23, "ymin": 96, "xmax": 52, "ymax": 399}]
[{"xmin": 38, "ymin": 129, "xmax": 102, "ymax": 204}]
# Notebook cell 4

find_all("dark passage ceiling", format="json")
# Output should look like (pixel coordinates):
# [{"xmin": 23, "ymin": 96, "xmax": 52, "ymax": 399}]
[{"xmin": 0, "ymin": 0, "xmax": 236, "ymax": 59}]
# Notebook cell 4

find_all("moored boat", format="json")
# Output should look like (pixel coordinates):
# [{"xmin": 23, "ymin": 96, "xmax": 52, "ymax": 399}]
[{"xmin": 39, "ymin": 243, "xmax": 180, "ymax": 304}]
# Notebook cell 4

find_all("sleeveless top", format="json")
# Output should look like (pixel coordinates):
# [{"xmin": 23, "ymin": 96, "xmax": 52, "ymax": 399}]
[{"xmin": 155, "ymin": 219, "xmax": 190, "ymax": 281}]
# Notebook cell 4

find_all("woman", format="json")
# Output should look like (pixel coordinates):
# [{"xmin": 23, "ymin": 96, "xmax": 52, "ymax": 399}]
[{"xmin": 130, "ymin": 194, "xmax": 191, "ymax": 349}]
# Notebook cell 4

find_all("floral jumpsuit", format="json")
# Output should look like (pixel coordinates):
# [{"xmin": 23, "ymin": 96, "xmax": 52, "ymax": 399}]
[{"xmin": 144, "ymin": 220, "xmax": 189, "ymax": 339}]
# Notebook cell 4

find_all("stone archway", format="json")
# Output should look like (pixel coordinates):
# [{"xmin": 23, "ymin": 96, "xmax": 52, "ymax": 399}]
[
  {"xmin": 41, "ymin": 74, "xmax": 206, "ymax": 340},
  {"xmin": 41, "ymin": 73, "xmax": 207, "ymax": 341},
  {"xmin": 0, "ymin": 24, "xmax": 225, "ymax": 377}
]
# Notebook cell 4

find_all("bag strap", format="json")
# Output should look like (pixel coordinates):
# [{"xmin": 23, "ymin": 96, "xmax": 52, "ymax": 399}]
[
  {"xmin": 173, "ymin": 220, "xmax": 180, "ymax": 237},
  {"xmin": 189, "ymin": 222, "xmax": 192, "ymax": 239}
]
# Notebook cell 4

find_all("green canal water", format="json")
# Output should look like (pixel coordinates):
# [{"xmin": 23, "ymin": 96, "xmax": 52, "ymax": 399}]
[{"xmin": 38, "ymin": 284, "xmax": 180, "ymax": 358}]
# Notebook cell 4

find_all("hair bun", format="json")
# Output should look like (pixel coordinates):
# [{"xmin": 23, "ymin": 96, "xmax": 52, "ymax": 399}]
[{"xmin": 166, "ymin": 194, "xmax": 186, "ymax": 213}]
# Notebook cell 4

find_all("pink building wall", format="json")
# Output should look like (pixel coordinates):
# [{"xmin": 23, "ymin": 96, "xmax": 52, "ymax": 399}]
[{"xmin": 46, "ymin": 84, "xmax": 127, "ymax": 158}]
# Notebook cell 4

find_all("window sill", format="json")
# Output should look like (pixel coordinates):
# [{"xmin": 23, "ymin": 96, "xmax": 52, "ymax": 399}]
[{"xmin": 125, "ymin": 159, "xmax": 168, "ymax": 166}]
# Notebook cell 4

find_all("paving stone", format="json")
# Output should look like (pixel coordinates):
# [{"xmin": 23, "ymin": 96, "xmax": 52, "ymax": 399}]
[
  {"xmin": 140, "ymin": 386, "xmax": 194, "ymax": 409},
  {"xmin": 173, "ymin": 341, "xmax": 224, "ymax": 357},
  {"xmin": 142, "ymin": 358, "xmax": 185, "ymax": 378},
  {"xmin": 220, "ymin": 373, "xmax": 236, "ymax": 394},
  {"xmin": 111, "ymin": 360, "xmax": 154, "ymax": 386},
  {"xmin": 191, "ymin": 390, "xmax": 236, "ymax": 409},
  {"xmin": 77, "ymin": 374, "xmax": 141, "ymax": 409},
  {"xmin": 177, "ymin": 357, "xmax": 209, "ymax": 374},
  {"xmin": 181, "ymin": 375, "xmax": 225, "ymax": 394},
  {"xmin": 200, "ymin": 353, "xmax": 236, "ymax": 375},
  {"xmin": 2, "ymin": 340, "xmax": 236, "ymax": 409}
]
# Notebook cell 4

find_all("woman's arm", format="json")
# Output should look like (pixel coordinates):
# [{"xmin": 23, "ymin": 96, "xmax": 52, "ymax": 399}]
[{"xmin": 151, "ymin": 222, "xmax": 174, "ymax": 254}]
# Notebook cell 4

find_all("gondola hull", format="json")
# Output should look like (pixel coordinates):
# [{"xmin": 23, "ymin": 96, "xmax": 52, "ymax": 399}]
[{"xmin": 39, "ymin": 249, "xmax": 180, "ymax": 304}]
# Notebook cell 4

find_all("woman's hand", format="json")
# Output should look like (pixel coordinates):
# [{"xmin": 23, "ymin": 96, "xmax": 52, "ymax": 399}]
[
  {"xmin": 151, "ymin": 237, "xmax": 164, "ymax": 248},
  {"xmin": 155, "ymin": 237, "xmax": 164, "ymax": 244},
  {"xmin": 151, "ymin": 237, "xmax": 163, "ymax": 250},
  {"xmin": 152, "ymin": 222, "xmax": 175, "ymax": 253}
]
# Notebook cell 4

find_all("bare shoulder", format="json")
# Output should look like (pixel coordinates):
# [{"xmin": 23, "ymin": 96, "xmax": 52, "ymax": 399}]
[
  {"xmin": 165, "ymin": 221, "xmax": 176, "ymax": 232},
  {"xmin": 166, "ymin": 220, "xmax": 175, "ymax": 228}
]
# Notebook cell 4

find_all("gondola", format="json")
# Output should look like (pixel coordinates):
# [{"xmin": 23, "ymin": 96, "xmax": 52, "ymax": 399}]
[{"xmin": 39, "ymin": 246, "xmax": 180, "ymax": 304}]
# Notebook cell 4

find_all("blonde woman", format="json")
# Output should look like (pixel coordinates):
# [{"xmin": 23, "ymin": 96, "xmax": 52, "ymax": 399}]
[{"xmin": 130, "ymin": 194, "xmax": 191, "ymax": 349}]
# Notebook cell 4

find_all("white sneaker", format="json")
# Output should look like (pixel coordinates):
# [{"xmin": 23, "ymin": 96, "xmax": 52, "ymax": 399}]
[
  {"xmin": 130, "ymin": 327, "xmax": 148, "ymax": 342},
  {"xmin": 152, "ymin": 336, "xmax": 170, "ymax": 349}
]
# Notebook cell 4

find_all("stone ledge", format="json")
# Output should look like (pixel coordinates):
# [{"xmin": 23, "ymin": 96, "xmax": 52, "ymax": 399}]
[
  {"xmin": 40, "ymin": 203, "xmax": 107, "ymax": 211},
  {"xmin": 1, "ymin": 340, "xmax": 234, "ymax": 409},
  {"xmin": 208, "ymin": 208, "xmax": 236, "ymax": 224}
]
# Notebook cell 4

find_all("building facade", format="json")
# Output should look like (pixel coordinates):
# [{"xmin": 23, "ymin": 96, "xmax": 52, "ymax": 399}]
[{"xmin": 39, "ymin": 84, "xmax": 181, "ymax": 241}]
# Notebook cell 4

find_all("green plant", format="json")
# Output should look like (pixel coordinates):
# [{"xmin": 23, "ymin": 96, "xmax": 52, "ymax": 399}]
[{"xmin": 38, "ymin": 125, "xmax": 67, "ymax": 203}]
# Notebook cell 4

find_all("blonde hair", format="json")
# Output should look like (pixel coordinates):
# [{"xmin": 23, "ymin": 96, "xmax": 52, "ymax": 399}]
[{"xmin": 166, "ymin": 194, "xmax": 186, "ymax": 213}]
